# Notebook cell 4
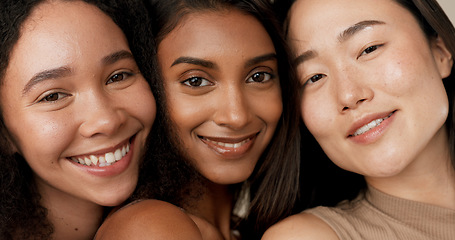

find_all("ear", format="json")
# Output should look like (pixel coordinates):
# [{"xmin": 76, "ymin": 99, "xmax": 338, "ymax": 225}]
[{"xmin": 431, "ymin": 36, "xmax": 453, "ymax": 79}]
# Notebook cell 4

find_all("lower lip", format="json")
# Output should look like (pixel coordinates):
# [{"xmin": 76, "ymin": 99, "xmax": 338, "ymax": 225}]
[
  {"xmin": 69, "ymin": 137, "xmax": 136, "ymax": 177},
  {"xmin": 348, "ymin": 112, "xmax": 396, "ymax": 144},
  {"xmin": 201, "ymin": 135, "xmax": 256, "ymax": 159}
]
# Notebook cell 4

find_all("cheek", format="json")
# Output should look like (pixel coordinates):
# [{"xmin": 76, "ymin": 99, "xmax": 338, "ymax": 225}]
[
  {"xmin": 129, "ymin": 84, "xmax": 157, "ymax": 129},
  {"xmin": 380, "ymin": 60, "xmax": 405, "ymax": 91},
  {"xmin": 256, "ymin": 89, "xmax": 282, "ymax": 127},
  {"xmin": 301, "ymin": 92, "xmax": 332, "ymax": 138},
  {"xmin": 8, "ymin": 112, "xmax": 70, "ymax": 159},
  {"xmin": 167, "ymin": 95, "xmax": 207, "ymax": 138}
]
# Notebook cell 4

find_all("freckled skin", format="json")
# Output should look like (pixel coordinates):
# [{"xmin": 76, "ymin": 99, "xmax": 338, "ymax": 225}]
[
  {"xmin": 1, "ymin": 1, "xmax": 156, "ymax": 238},
  {"xmin": 263, "ymin": 0, "xmax": 454, "ymax": 238},
  {"xmin": 289, "ymin": 0, "xmax": 451, "ymax": 179}
]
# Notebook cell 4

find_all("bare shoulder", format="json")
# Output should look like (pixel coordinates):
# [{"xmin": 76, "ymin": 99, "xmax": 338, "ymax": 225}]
[
  {"xmin": 95, "ymin": 199, "xmax": 202, "ymax": 240},
  {"xmin": 262, "ymin": 212, "xmax": 339, "ymax": 240}
]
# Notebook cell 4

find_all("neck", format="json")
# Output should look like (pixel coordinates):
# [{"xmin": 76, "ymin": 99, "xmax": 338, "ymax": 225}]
[
  {"xmin": 37, "ymin": 179, "xmax": 104, "ymax": 240},
  {"xmin": 189, "ymin": 181, "xmax": 236, "ymax": 240},
  {"xmin": 366, "ymin": 127, "xmax": 455, "ymax": 209}
]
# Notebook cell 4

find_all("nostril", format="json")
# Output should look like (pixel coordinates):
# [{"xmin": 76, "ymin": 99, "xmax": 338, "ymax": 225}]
[{"xmin": 356, "ymin": 98, "xmax": 367, "ymax": 104}]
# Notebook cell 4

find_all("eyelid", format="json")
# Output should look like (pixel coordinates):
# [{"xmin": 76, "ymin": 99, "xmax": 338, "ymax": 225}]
[
  {"xmin": 304, "ymin": 73, "xmax": 326, "ymax": 85},
  {"xmin": 36, "ymin": 90, "xmax": 71, "ymax": 103},
  {"xmin": 178, "ymin": 68, "xmax": 215, "ymax": 86},
  {"xmin": 247, "ymin": 65, "xmax": 276, "ymax": 81},
  {"xmin": 181, "ymin": 76, "xmax": 214, "ymax": 87},
  {"xmin": 246, "ymin": 71, "xmax": 275, "ymax": 83},
  {"xmin": 106, "ymin": 70, "xmax": 135, "ymax": 85},
  {"xmin": 357, "ymin": 43, "xmax": 385, "ymax": 59}
]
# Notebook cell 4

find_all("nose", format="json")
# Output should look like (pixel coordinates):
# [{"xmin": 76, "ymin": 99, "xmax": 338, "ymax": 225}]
[
  {"xmin": 212, "ymin": 85, "xmax": 250, "ymax": 129},
  {"xmin": 78, "ymin": 91, "xmax": 126, "ymax": 138},
  {"xmin": 333, "ymin": 68, "xmax": 374, "ymax": 112}
]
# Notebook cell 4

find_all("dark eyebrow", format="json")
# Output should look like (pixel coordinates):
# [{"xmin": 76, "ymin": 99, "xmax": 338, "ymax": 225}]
[
  {"xmin": 171, "ymin": 57, "xmax": 216, "ymax": 69},
  {"xmin": 22, "ymin": 50, "xmax": 134, "ymax": 96},
  {"xmin": 293, "ymin": 20, "xmax": 385, "ymax": 68},
  {"xmin": 293, "ymin": 50, "xmax": 317, "ymax": 68},
  {"xmin": 102, "ymin": 50, "xmax": 135, "ymax": 65},
  {"xmin": 245, "ymin": 53, "xmax": 277, "ymax": 68},
  {"xmin": 338, "ymin": 20, "xmax": 385, "ymax": 43},
  {"xmin": 22, "ymin": 67, "xmax": 72, "ymax": 96}
]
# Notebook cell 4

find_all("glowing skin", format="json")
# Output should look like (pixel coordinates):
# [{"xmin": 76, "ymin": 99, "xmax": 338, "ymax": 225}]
[
  {"xmin": 1, "ymin": 0, "xmax": 156, "ymax": 214},
  {"xmin": 157, "ymin": 9, "xmax": 282, "ymax": 185},
  {"xmin": 288, "ymin": 0, "xmax": 453, "ymax": 181}
]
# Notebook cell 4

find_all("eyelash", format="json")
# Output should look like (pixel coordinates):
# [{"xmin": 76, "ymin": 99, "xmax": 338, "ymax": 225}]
[
  {"xmin": 305, "ymin": 74, "xmax": 326, "ymax": 85},
  {"xmin": 247, "ymin": 72, "xmax": 274, "ymax": 83},
  {"xmin": 359, "ymin": 44, "xmax": 384, "ymax": 58},
  {"xmin": 181, "ymin": 71, "xmax": 275, "ymax": 87},
  {"xmin": 304, "ymin": 43, "xmax": 384, "ymax": 86},
  {"xmin": 37, "ymin": 71, "xmax": 134, "ymax": 103},
  {"xmin": 38, "ymin": 91, "xmax": 71, "ymax": 103},
  {"xmin": 106, "ymin": 71, "xmax": 134, "ymax": 85},
  {"xmin": 181, "ymin": 77, "xmax": 213, "ymax": 87}
]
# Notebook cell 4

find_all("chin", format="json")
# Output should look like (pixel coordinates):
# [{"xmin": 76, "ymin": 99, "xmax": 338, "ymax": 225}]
[
  {"xmin": 209, "ymin": 171, "xmax": 253, "ymax": 185},
  {"xmin": 93, "ymin": 188, "xmax": 135, "ymax": 207}
]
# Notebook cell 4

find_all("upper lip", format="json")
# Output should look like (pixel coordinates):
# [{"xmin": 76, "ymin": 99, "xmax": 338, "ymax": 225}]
[
  {"xmin": 198, "ymin": 132, "xmax": 259, "ymax": 143},
  {"xmin": 347, "ymin": 111, "xmax": 395, "ymax": 137},
  {"xmin": 68, "ymin": 135, "xmax": 134, "ymax": 158}
]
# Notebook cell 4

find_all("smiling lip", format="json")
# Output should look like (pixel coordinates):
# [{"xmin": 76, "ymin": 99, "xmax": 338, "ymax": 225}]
[
  {"xmin": 347, "ymin": 111, "xmax": 396, "ymax": 144},
  {"xmin": 199, "ymin": 133, "xmax": 258, "ymax": 159},
  {"xmin": 68, "ymin": 135, "xmax": 136, "ymax": 177}
]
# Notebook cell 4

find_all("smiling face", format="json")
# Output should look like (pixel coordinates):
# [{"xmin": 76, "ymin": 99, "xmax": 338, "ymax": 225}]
[
  {"xmin": 1, "ymin": 1, "xmax": 156, "ymax": 206},
  {"xmin": 157, "ymin": 9, "xmax": 282, "ymax": 185},
  {"xmin": 288, "ymin": 0, "xmax": 453, "ymax": 179}
]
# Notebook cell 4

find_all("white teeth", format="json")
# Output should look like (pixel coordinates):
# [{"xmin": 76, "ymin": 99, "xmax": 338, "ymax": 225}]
[
  {"xmin": 71, "ymin": 142, "xmax": 130, "ymax": 167},
  {"xmin": 121, "ymin": 146, "xmax": 126, "ymax": 156},
  {"xmin": 105, "ymin": 152, "xmax": 115, "ymax": 163},
  {"xmin": 84, "ymin": 157, "xmax": 91, "ymax": 166},
  {"xmin": 205, "ymin": 138, "xmax": 250, "ymax": 148},
  {"xmin": 90, "ymin": 155, "xmax": 98, "ymax": 165},
  {"xmin": 353, "ymin": 113, "xmax": 392, "ymax": 136},
  {"xmin": 114, "ymin": 149, "xmax": 122, "ymax": 161}
]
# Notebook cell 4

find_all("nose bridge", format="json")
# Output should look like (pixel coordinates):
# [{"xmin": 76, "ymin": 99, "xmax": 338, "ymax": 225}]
[
  {"xmin": 332, "ymin": 62, "xmax": 373, "ymax": 112},
  {"xmin": 78, "ymin": 89, "xmax": 125, "ymax": 138},
  {"xmin": 213, "ymin": 83, "xmax": 250, "ymax": 129}
]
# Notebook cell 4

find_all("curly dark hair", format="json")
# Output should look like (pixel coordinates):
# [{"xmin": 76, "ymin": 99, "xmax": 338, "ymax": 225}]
[
  {"xmin": 0, "ymin": 0, "xmax": 154, "ymax": 239},
  {"xmin": 133, "ymin": 0, "xmax": 301, "ymax": 238}
]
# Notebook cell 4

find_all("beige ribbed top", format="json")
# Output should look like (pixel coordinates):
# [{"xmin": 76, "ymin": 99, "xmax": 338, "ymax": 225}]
[{"xmin": 305, "ymin": 187, "xmax": 455, "ymax": 239}]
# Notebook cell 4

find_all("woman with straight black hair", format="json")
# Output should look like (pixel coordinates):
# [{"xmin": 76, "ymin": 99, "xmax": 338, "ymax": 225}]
[{"xmin": 264, "ymin": 0, "xmax": 455, "ymax": 239}]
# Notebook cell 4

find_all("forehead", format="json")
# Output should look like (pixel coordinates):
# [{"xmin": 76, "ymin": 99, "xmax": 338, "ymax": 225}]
[
  {"xmin": 287, "ymin": 0, "xmax": 415, "ymax": 42},
  {"xmin": 158, "ymin": 9, "xmax": 275, "ymax": 62},
  {"xmin": 5, "ymin": 1, "xmax": 128, "ymax": 83},
  {"xmin": 19, "ymin": 1, "xmax": 126, "ymax": 49}
]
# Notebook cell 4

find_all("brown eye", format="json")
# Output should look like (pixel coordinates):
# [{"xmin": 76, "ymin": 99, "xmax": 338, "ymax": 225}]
[
  {"xmin": 363, "ymin": 45, "xmax": 378, "ymax": 54},
  {"xmin": 248, "ymin": 72, "xmax": 273, "ymax": 83},
  {"xmin": 305, "ymin": 74, "xmax": 325, "ymax": 85},
  {"xmin": 39, "ymin": 92, "xmax": 69, "ymax": 103},
  {"xmin": 359, "ymin": 44, "xmax": 384, "ymax": 57},
  {"xmin": 106, "ymin": 72, "xmax": 133, "ymax": 84},
  {"xmin": 182, "ymin": 77, "xmax": 212, "ymax": 87},
  {"xmin": 44, "ymin": 93, "xmax": 59, "ymax": 101},
  {"xmin": 111, "ymin": 74, "xmax": 124, "ymax": 81}
]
